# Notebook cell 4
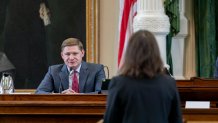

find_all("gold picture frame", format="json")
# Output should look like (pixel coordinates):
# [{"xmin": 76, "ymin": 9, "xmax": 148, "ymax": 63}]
[{"xmin": 86, "ymin": 0, "xmax": 99, "ymax": 63}]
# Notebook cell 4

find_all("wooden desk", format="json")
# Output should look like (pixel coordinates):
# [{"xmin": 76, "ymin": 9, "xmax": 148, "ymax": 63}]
[
  {"xmin": 177, "ymin": 77, "xmax": 218, "ymax": 108},
  {"xmin": 177, "ymin": 77, "xmax": 218, "ymax": 122},
  {"xmin": 1, "ymin": 94, "xmax": 218, "ymax": 122},
  {"xmin": 0, "ymin": 94, "xmax": 106, "ymax": 123},
  {"xmin": 1, "ymin": 77, "xmax": 218, "ymax": 122}
]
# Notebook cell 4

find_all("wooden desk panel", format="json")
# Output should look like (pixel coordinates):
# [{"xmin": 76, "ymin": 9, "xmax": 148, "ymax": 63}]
[
  {"xmin": 1, "ymin": 77, "xmax": 218, "ymax": 122},
  {"xmin": 0, "ymin": 115, "xmax": 102, "ymax": 123},
  {"xmin": 1, "ymin": 94, "xmax": 218, "ymax": 122},
  {"xmin": 0, "ymin": 94, "xmax": 106, "ymax": 123},
  {"xmin": 177, "ymin": 77, "xmax": 218, "ymax": 104},
  {"xmin": 183, "ymin": 108, "xmax": 218, "ymax": 121},
  {"xmin": 177, "ymin": 77, "xmax": 218, "ymax": 87},
  {"xmin": 177, "ymin": 78, "xmax": 218, "ymax": 121}
]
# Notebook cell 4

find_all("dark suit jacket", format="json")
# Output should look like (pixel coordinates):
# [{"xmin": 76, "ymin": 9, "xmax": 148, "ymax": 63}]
[
  {"xmin": 104, "ymin": 74, "xmax": 182, "ymax": 123},
  {"xmin": 35, "ymin": 61, "xmax": 105, "ymax": 94}
]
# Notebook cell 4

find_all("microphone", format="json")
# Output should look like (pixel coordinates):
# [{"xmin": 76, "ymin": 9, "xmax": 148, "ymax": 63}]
[
  {"xmin": 101, "ymin": 66, "xmax": 110, "ymax": 91},
  {"xmin": 104, "ymin": 65, "xmax": 109, "ymax": 79}
]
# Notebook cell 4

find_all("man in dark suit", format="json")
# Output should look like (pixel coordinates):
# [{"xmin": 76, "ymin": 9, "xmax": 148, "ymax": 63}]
[{"xmin": 36, "ymin": 38, "xmax": 105, "ymax": 94}]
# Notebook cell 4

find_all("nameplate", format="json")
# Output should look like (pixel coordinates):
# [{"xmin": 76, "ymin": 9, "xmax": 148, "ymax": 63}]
[{"xmin": 185, "ymin": 101, "xmax": 210, "ymax": 109}]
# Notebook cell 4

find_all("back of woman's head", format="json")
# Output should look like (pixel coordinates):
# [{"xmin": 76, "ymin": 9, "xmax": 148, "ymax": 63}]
[{"xmin": 119, "ymin": 30, "xmax": 164, "ymax": 78}]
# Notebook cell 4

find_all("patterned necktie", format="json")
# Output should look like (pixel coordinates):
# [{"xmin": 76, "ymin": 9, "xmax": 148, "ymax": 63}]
[{"xmin": 72, "ymin": 71, "xmax": 79, "ymax": 93}]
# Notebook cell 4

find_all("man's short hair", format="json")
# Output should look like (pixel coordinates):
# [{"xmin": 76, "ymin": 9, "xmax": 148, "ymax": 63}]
[{"xmin": 61, "ymin": 38, "xmax": 83, "ymax": 51}]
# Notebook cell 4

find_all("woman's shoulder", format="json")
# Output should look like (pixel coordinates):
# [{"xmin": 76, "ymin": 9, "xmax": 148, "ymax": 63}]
[
  {"xmin": 156, "ymin": 74, "xmax": 177, "ymax": 89},
  {"xmin": 111, "ymin": 75, "xmax": 132, "ymax": 81},
  {"xmin": 157, "ymin": 74, "xmax": 175, "ymax": 81},
  {"xmin": 110, "ymin": 75, "xmax": 141, "ymax": 87}
]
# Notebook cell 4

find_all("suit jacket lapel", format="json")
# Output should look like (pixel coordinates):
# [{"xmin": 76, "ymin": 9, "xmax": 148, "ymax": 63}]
[
  {"xmin": 59, "ymin": 65, "xmax": 69, "ymax": 90},
  {"xmin": 79, "ymin": 62, "xmax": 89, "ymax": 92}
]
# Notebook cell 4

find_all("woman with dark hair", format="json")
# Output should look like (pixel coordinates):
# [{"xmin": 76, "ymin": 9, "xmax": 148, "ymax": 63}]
[{"xmin": 104, "ymin": 30, "xmax": 182, "ymax": 123}]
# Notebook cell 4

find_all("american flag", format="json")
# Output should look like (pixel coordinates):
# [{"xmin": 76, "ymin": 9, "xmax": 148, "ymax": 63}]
[{"xmin": 118, "ymin": 0, "xmax": 137, "ymax": 68}]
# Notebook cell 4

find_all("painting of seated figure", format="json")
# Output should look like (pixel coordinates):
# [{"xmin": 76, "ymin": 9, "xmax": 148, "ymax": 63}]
[{"xmin": 0, "ymin": 0, "xmax": 98, "ymax": 89}]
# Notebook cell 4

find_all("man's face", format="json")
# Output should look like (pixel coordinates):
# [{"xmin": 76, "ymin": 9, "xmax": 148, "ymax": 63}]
[{"xmin": 61, "ymin": 45, "xmax": 84, "ymax": 70}]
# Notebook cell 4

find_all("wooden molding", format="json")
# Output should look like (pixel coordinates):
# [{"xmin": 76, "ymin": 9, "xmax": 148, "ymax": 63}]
[{"xmin": 86, "ymin": 0, "xmax": 99, "ymax": 63}]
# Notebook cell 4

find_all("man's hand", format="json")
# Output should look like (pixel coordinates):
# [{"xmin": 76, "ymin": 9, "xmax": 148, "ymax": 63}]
[{"xmin": 61, "ymin": 88, "xmax": 78, "ymax": 94}]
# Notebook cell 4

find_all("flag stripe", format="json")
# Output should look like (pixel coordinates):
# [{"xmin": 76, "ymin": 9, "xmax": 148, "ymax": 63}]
[{"xmin": 118, "ymin": 0, "xmax": 137, "ymax": 67}]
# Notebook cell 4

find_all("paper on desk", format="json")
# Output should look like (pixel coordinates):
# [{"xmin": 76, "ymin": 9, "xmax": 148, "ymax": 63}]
[
  {"xmin": 185, "ymin": 101, "xmax": 210, "ymax": 109},
  {"xmin": 11, "ymin": 92, "xmax": 32, "ymax": 94}
]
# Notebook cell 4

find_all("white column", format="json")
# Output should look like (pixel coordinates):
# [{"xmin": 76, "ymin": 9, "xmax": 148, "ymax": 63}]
[
  {"xmin": 171, "ymin": 0, "xmax": 188, "ymax": 79},
  {"xmin": 133, "ymin": 0, "xmax": 170, "ymax": 67}
]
